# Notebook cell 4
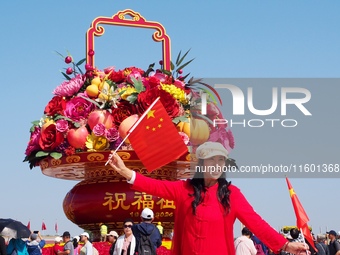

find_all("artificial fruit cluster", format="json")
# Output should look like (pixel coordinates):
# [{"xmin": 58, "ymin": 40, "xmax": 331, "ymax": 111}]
[{"xmin": 23, "ymin": 51, "xmax": 234, "ymax": 169}]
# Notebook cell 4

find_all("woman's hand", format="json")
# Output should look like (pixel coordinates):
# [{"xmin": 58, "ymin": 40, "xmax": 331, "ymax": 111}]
[
  {"xmin": 284, "ymin": 241, "xmax": 310, "ymax": 255},
  {"xmin": 108, "ymin": 152, "xmax": 133, "ymax": 181}
]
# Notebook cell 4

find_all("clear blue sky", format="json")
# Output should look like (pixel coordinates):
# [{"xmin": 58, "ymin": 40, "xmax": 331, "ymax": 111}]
[{"xmin": 1, "ymin": 0, "xmax": 339, "ymax": 237}]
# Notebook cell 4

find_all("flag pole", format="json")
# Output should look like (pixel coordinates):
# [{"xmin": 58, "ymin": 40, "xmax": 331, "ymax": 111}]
[
  {"xmin": 300, "ymin": 228, "xmax": 311, "ymax": 254},
  {"xmin": 128, "ymin": 97, "xmax": 160, "ymax": 133},
  {"xmin": 104, "ymin": 97, "xmax": 161, "ymax": 166}
]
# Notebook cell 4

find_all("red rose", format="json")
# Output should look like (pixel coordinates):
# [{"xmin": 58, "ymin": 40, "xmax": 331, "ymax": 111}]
[
  {"xmin": 146, "ymin": 76, "xmax": 160, "ymax": 89},
  {"xmin": 39, "ymin": 123, "xmax": 64, "ymax": 151},
  {"xmin": 126, "ymin": 67, "xmax": 144, "ymax": 76},
  {"xmin": 44, "ymin": 96, "xmax": 66, "ymax": 116},
  {"xmin": 137, "ymin": 88, "xmax": 181, "ymax": 118},
  {"xmin": 111, "ymin": 100, "xmax": 138, "ymax": 127},
  {"xmin": 109, "ymin": 70, "xmax": 125, "ymax": 83}
]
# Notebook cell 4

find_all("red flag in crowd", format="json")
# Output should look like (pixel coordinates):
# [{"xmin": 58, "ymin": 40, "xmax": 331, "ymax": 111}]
[
  {"xmin": 27, "ymin": 221, "xmax": 31, "ymax": 230},
  {"xmin": 41, "ymin": 221, "xmax": 47, "ymax": 231},
  {"xmin": 285, "ymin": 177, "xmax": 317, "ymax": 250},
  {"xmin": 127, "ymin": 97, "xmax": 188, "ymax": 172},
  {"xmin": 55, "ymin": 222, "xmax": 58, "ymax": 233}
]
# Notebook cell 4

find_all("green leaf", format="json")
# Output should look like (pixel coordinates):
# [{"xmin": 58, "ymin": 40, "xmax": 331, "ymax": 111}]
[
  {"xmin": 29, "ymin": 120, "xmax": 41, "ymax": 132},
  {"xmin": 119, "ymin": 89, "xmax": 126, "ymax": 96},
  {"xmin": 192, "ymin": 113, "xmax": 214, "ymax": 125},
  {"xmin": 53, "ymin": 115, "xmax": 73, "ymax": 122},
  {"xmin": 61, "ymin": 72, "xmax": 71, "ymax": 80},
  {"xmin": 36, "ymin": 151, "xmax": 49, "ymax": 158},
  {"xmin": 162, "ymin": 70, "xmax": 172, "ymax": 76},
  {"xmin": 31, "ymin": 120, "xmax": 40, "ymax": 125},
  {"xmin": 177, "ymin": 49, "xmax": 191, "ymax": 66},
  {"xmin": 170, "ymin": 61, "xmax": 175, "ymax": 71},
  {"xmin": 126, "ymin": 93, "xmax": 138, "ymax": 104},
  {"xmin": 106, "ymin": 80, "xmax": 115, "ymax": 87},
  {"xmin": 172, "ymin": 115, "xmax": 190, "ymax": 124},
  {"xmin": 76, "ymin": 58, "xmax": 86, "ymax": 66},
  {"xmin": 75, "ymin": 65, "xmax": 84, "ymax": 75},
  {"xmin": 73, "ymin": 122, "xmax": 81, "ymax": 128},
  {"xmin": 79, "ymin": 95, "xmax": 102, "ymax": 108},
  {"xmin": 50, "ymin": 152, "xmax": 63, "ymax": 159},
  {"xmin": 131, "ymin": 77, "xmax": 145, "ymax": 93},
  {"xmin": 55, "ymin": 51, "xmax": 65, "ymax": 59},
  {"xmin": 176, "ymin": 58, "xmax": 195, "ymax": 73},
  {"xmin": 182, "ymin": 73, "xmax": 191, "ymax": 81},
  {"xmin": 175, "ymin": 50, "xmax": 182, "ymax": 66},
  {"xmin": 196, "ymin": 82, "xmax": 223, "ymax": 105},
  {"xmin": 198, "ymin": 87, "xmax": 218, "ymax": 104}
]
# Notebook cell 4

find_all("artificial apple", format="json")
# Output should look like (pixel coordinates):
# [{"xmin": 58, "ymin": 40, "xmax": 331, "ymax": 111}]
[
  {"xmin": 87, "ymin": 110, "xmax": 114, "ymax": 130},
  {"xmin": 118, "ymin": 114, "xmax": 139, "ymax": 143},
  {"xmin": 67, "ymin": 126, "xmax": 89, "ymax": 148}
]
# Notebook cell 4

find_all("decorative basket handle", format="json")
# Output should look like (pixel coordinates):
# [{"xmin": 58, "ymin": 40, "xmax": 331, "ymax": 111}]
[{"xmin": 86, "ymin": 9, "xmax": 171, "ymax": 70}]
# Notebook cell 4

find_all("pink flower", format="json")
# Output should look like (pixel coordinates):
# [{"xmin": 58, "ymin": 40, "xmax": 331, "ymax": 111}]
[
  {"xmin": 53, "ymin": 74, "xmax": 84, "ymax": 97},
  {"xmin": 56, "ymin": 119, "xmax": 69, "ymax": 133},
  {"xmin": 173, "ymin": 79, "xmax": 185, "ymax": 88},
  {"xmin": 64, "ymin": 96, "xmax": 95, "ymax": 122},
  {"xmin": 93, "ymin": 123, "xmax": 106, "ymax": 136},
  {"xmin": 152, "ymin": 72, "xmax": 168, "ymax": 83},
  {"xmin": 178, "ymin": 132, "xmax": 189, "ymax": 145},
  {"xmin": 105, "ymin": 128, "xmax": 119, "ymax": 142},
  {"xmin": 209, "ymin": 128, "xmax": 234, "ymax": 152},
  {"xmin": 127, "ymin": 70, "xmax": 142, "ymax": 84},
  {"xmin": 25, "ymin": 126, "xmax": 41, "ymax": 155},
  {"xmin": 104, "ymin": 66, "xmax": 115, "ymax": 74}
]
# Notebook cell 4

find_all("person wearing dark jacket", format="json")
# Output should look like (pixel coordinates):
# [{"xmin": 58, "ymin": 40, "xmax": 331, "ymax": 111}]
[
  {"xmin": 0, "ymin": 236, "xmax": 6, "ymax": 255},
  {"xmin": 26, "ymin": 232, "xmax": 45, "ymax": 255},
  {"xmin": 132, "ymin": 208, "xmax": 162, "ymax": 253}
]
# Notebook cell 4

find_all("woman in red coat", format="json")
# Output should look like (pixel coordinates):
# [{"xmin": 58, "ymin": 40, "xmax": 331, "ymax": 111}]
[{"xmin": 108, "ymin": 141, "xmax": 308, "ymax": 255}]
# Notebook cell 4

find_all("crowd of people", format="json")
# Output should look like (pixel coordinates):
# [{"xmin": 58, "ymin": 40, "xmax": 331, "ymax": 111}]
[
  {"xmin": 1, "ymin": 142, "xmax": 340, "ymax": 255},
  {"xmin": 233, "ymin": 226, "xmax": 340, "ymax": 255},
  {"xmin": 0, "ymin": 207, "xmax": 162, "ymax": 255}
]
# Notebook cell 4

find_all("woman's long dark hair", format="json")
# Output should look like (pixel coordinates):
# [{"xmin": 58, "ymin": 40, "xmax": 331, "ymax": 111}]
[{"xmin": 189, "ymin": 158, "xmax": 235, "ymax": 215}]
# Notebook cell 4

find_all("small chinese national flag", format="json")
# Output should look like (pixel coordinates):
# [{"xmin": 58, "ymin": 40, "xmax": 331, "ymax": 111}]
[
  {"xmin": 27, "ymin": 221, "xmax": 31, "ymax": 230},
  {"xmin": 41, "ymin": 221, "xmax": 47, "ymax": 231},
  {"xmin": 286, "ymin": 177, "xmax": 317, "ymax": 251},
  {"xmin": 128, "ymin": 97, "xmax": 188, "ymax": 172}
]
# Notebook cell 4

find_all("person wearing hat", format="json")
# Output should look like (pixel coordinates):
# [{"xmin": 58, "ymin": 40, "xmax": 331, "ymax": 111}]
[
  {"xmin": 26, "ymin": 231, "xmax": 46, "ymax": 255},
  {"xmin": 80, "ymin": 233, "xmax": 93, "ymax": 255},
  {"xmin": 156, "ymin": 222, "xmax": 163, "ymax": 240},
  {"xmin": 108, "ymin": 141, "xmax": 310, "ymax": 255},
  {"xmin": 106, "ymin": 231, "xmax": 119, "ymax": 255},
  {"xmin": 131, "ymin": 208, "xmax": 162, "ymax": 253},
  {"xmin": 58, "ymin": 231, "xmax": 74, "ymax": 255},
  {"xmin": 327, "ymin": 230, "xmax": 340, "ymax": 255},
  {"xmin": 72, "ymin": 236, "xmax": 81, "ymax": 255},
  {"xmin": 315, "ymin": 235, "xmax": 329, "ymax": 255},
  {"xmin": 99, "ymin": 223, "xmax": 108, "ymax": 242},
  {"xmin": 53, "ymin": 237, "xmax": 63, "ymax": 255}
]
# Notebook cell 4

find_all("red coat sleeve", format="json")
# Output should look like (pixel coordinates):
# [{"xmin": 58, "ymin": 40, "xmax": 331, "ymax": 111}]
[
  {"xmin": 230, "ymin": 185, "xmax": 287, "ymax": 253},
  {"xmin": 131, "ymin": 172, "xmax": 188, "ymax": 201}
]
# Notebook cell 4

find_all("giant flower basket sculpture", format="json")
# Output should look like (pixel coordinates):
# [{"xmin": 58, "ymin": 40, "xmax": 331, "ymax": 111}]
[{"xmin": 23, "ymin": 9, "xmax": 234, "ymax": 240}]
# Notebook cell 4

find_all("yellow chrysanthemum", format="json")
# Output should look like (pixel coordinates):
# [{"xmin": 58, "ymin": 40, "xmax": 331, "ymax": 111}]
[
  {"xmin": 123, "ymin": 68, "xmax": 132, "ymax": 76},
  {"xmin": 85, "ymin": 133, "xmax": 109, "ymax": 152},
  {"xmin": 161, "ymin": 84, "xmax": 187, "ymax": 104},
  {"xmin": 117, "ymin": 86, "xmax": 137, "ymax": 100}
]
